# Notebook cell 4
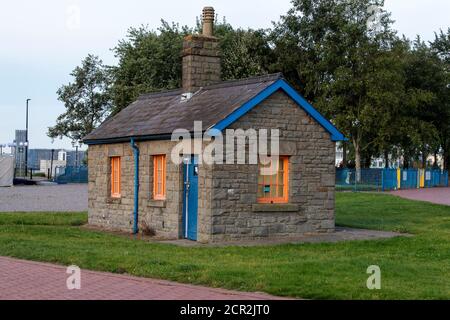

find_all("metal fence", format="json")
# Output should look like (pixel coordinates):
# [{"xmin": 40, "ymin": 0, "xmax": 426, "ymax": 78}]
[
  {"xmin": 336, "ymin": 168, "xmax": 449, "ymax": 192},
  {"xmin": 54, "ymin": 166, "xmax": 88, "ymax": 184}
]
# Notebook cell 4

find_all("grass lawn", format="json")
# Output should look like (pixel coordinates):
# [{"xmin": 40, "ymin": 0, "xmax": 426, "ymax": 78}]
[{"xmin": 0, "ymin": 193, "xmax": 449, "ymax": 299}]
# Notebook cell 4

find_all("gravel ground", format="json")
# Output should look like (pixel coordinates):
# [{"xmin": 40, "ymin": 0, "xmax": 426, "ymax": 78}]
[
  {"xmin": 0, "ymin": 184, "xmax": 87, "ymax": 212},
  {"xmin": 159, "ymin": 227, "xmax": 407, "ymax": 247}
]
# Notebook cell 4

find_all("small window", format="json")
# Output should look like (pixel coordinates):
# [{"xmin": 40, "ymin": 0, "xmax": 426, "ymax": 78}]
[
  {"xmin": 257, "ymin": 156, "xmax": 289, "ymax": 203},
  {"xmin": 153, "ymin": 155, "xmax": 166, "ymax": 200},
  {"xmin": 110, "ymin": 157, "xmax": 121, "ymax": 198}
]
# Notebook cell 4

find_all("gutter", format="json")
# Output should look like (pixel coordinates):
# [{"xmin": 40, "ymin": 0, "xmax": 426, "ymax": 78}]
[
  {"xmin": 130, "ymin": 138, "xmax": 140, "ymax": 234},
  {"xmin": 83, "ymin": 134, "xmax": 174, "ymax": 146}
]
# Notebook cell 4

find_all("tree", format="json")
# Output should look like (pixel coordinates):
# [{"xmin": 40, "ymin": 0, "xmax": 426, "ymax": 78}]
[
  {"xmin": 214, "ymin": 20, "xmax": 273, "ymax": 80},
  {"xmin": 110, "ymin": 21, "xmax": 192, "ymax": 113},
  {"xmin": 431, "ymin": 29, "xmax": 450, "ymax": 170},
  {"xmin": 271, "ymin": 0, "xmax": 397, "ymax": 175},
  {"xmin": 48, "ymin": 55, "xmax": 112, "ymax": 143},
  {"xmin": 110, "ymin": 19, "xmax": 271, "ymax": 113}
]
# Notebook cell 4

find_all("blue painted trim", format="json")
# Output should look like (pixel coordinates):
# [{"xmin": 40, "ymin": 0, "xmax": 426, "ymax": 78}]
[
  {"xmin": 130, "ymin": 138, "xmax": 140, "ymax": 234},
  {"xmin": 211, "ymin": 79, "xmax": 347, "ymax": 141}
]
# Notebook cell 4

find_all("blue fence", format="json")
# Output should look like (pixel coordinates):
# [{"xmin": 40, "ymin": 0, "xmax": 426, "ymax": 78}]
[
  {"xmin": 336, "ymin": 168, "xmax": 448, "ymax": 192},
  {"xmin": 54, "ymin": 166, "xmax": 88, "ymax": 184}
]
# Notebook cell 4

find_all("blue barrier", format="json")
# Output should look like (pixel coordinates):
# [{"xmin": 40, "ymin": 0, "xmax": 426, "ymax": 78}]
[
  {"xmin": 382, "ymin": 169, "xmax": 398, "ymax": 191},
  {"xmin": 54, "ymin": 166, "xmax": 88, "ymax": 184},
  {"xmin": 336, "ymin": 168, "xmax": 448, "ymax": 192},
  {"xmin": 400, "ymin": 169, "xmax": 417, "ymax": 190}
]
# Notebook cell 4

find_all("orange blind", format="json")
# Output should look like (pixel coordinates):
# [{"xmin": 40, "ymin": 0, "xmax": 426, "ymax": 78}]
[
  {"xmin": 257, "ymin": 156, "xmax": 289, "ymax": 203},
  {"xmin": 153, "ymin": 155, "xmax": 166, "ymax": 200},
  {"xmin": 110, "ymin": 157, "xmax": 121, "ymax": 198}
]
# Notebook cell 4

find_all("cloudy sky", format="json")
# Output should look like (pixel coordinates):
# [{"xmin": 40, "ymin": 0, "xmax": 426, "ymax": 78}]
[{"xmin": 0, "ymin": 0, "xmax": 449, "ymax": 151}]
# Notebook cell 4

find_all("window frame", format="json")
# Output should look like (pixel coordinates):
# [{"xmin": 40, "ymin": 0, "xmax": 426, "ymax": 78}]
[
  {"xmin": 257, "ymin": 156, "xmax": 289, "ymax": 204},
  {"xmin": 153, "ymin": 155, "xmax": 166, "ymax": 200},
  {"xmin": 110, "ymin": 156, "xmax": 121, "ymax": 198}
]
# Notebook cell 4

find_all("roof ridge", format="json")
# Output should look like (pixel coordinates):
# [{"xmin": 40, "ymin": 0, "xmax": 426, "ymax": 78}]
[
  {"xmin": 138, "ymin": 88, "xmax": 183, "ymax": 100},
  {"xmin": 136, "ymin": 73, "xmax": 284, "ymax": 100},
  {"xmin": 202, "ymin": 73, "xmax": 284, "ymax": 90}
]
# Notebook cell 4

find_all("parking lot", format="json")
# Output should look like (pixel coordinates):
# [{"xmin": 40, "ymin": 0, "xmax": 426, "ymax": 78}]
[{"xmin": 0, "ymin": 184, "xmax": 88, "ymax": 212}]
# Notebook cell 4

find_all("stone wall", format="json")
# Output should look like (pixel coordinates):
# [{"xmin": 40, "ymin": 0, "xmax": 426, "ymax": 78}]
[
  {"xmin": 88, "ymin": 141, "xmax": 184, "ymax": 239},
  {"xmin": 209, "ymin": 90, "xmax": 336, "ymax": 242},
  {"xmin": 88, "ymin": 140, "xmax": 213, "ymax": 241}
]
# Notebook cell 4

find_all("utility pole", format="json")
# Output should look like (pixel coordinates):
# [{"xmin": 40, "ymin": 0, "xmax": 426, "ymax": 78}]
[
  {"xmin": 50, "ymin": 149, "xmax": 55, "ymax": 179},
  {"xmin": 72, "ymin": 141, "xmax": 79, "ymax": 167},
  {"xmin": 25, "ymin": 99, "xmax": 31, "ymax": 175}
]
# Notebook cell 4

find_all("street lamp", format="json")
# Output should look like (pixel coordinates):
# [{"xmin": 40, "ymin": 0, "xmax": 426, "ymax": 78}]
[
  {"xmin": 25, "ymin": 99, "xmax": 31, "ymax": 175},
  {"xmin": 72, "ymin": 141, "xmax": 80, "ymax": 167}
]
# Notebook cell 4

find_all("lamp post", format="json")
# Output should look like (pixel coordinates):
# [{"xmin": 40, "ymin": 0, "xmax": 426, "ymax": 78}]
[
  {"xmin": 25, "ymin": 99, "xmax": 31, "ymax": 175},
  {"xmin": 50, "ymin": 148, "xmax": 55, "ymax": 179},
  {"xmin": 71, "ymin": 141, "xmax": 80, "ymax": 167}
]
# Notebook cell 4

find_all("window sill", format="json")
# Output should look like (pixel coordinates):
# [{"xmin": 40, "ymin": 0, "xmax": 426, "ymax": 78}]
[
  {"xmin": 148, "ymin": 200, "xmax": 166, "ymax": 208},
  {"xmin": 106, "ymin": 197, "xmax": 122, "ymax": 204},
  {"xmin": 252, "ymin": 203, "xmax": 299, "ymax": 212}
]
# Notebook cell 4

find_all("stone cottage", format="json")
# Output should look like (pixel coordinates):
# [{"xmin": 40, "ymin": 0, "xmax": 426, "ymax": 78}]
[{"xmin": 83, "ymin": 7, "xmax": 346, "ymax": 243}]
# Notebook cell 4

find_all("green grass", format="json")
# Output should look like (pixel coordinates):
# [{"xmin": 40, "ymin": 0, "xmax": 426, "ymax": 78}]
[{"xmin": 0, "ymin": 193, "xmax": 450, "ymax": 299}]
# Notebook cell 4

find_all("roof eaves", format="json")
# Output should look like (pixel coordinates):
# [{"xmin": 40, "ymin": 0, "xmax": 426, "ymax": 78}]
[{"xmin": 209, "ymin": 79, "xmax": 347, "ymax": 142}]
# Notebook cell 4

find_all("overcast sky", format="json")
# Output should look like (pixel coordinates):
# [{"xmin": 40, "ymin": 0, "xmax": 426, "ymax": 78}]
[{"xmin": 0, "ymin": 0, "xmax": 449, "ymax": 151}]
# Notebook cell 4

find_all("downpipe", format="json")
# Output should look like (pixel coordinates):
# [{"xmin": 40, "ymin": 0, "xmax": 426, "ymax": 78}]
[{"xmin": 131, "ymin": 138, "xmax": 140, "ymax": 235}]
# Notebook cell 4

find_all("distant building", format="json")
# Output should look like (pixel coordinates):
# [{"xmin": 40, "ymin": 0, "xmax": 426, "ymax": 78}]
[
  {"xmin": 28, "ymin": 149, "xmax": 86, "ymax": 171},
  {"xmin": 28, "ymin": 149, "xmax": 58, "ymax": 170},
  {"xmin": 66, "ymin": 150, "xmax": 87, "ymax": 166}
]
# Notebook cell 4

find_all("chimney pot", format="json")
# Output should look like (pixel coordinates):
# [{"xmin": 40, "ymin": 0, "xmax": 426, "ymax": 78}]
[{"xmin": 202, "ymin": 7, "xmax": 215, "ymax": 37}]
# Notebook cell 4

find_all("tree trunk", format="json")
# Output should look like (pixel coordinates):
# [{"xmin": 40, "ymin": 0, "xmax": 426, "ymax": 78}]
[
  {"xmin": 342, "ymin": 142, "xmax": 347, "ymax": 168},
  {"xmin": 354, "ymin": 138, "xmax": 361, "ymax": 182},
  {"xmin": 443, "ymin": 150, "xmax": 449, "ymax": 171},
  {"xmin": 433, "ymin": 151, "xmax": 438, "ymax": 169},
  {"xmin": 384, "ymin": 151, "xmax": 389, "ymax": 168},
  {"xmin": 422, "ymin": 152, "xmax": 427, "ymax": 169}
]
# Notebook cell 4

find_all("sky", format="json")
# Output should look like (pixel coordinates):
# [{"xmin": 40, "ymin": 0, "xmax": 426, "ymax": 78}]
[{"xmin": 0, "ymin": 0, "xmax": 449, "ymax": 152}]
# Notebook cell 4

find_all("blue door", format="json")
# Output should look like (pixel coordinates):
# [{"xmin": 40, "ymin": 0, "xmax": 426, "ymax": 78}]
[{"xmin": 182, "ymin": 156, "xmax": 198, "ymax": 241}]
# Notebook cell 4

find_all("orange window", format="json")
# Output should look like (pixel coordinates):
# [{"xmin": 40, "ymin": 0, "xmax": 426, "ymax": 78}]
[
  {"xmin": 110, "ymin": 157, "xmax": 121, "ymax": 198},
  {"xmin": 153, "ymin": 155, "xmax": 166, "ymax": 200},
  {"xmin": 257, "ymin": 156, "xmax": 289, "ymax": 203}
]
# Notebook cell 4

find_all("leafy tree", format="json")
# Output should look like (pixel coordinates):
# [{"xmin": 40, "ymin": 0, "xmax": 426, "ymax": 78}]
[
  {"xmin": 271, "ymin": 0, "xmax": 397, "ymax": 174},
  {"xmin": 431, "ymin": 29, "xmax": 450, "ymax": 170},
  {"xmin": 110, "ymin": 18, "xmax": 271, "ymax": 113},
  {"xmin": 48, "ymin": 55, "xmax": 112, "ymax": 142},
  {"xmin": 214, "ymin": 20, "xmax": 273, "ymax": 80},
  {"xmin": 110, "ymin": 21, "xmax": 192, "ymax": 113}
]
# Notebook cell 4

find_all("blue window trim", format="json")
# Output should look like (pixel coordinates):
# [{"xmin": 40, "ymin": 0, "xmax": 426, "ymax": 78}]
[{"xmin": 210, "ymin": 79, "xmax": 347, "ymax": 141}]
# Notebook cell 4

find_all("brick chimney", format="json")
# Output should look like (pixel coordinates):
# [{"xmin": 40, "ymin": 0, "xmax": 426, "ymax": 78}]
[{"xmin": 182, "ymin": 7, "xmax": 221, "ymax": 93}]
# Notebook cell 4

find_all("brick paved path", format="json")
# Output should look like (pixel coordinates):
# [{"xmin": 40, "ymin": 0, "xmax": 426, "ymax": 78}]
[
  {"xmin": 391, "ymin": 187, "xmax": 450, "ymax": 206},
  {"xmin": 0, "ymin": 256, "xmax": 284, "ymax": 300}
]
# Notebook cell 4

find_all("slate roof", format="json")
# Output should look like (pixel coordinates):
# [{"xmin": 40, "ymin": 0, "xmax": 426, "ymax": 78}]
[{"xmin": 83, "ymin": 73, "xmax": 284, "ymax": 143}]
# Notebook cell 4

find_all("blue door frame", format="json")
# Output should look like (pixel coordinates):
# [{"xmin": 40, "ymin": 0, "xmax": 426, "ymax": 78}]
[{"xmin": 182, "ymin": 156, "xmax": 198, "ymax": 241}]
